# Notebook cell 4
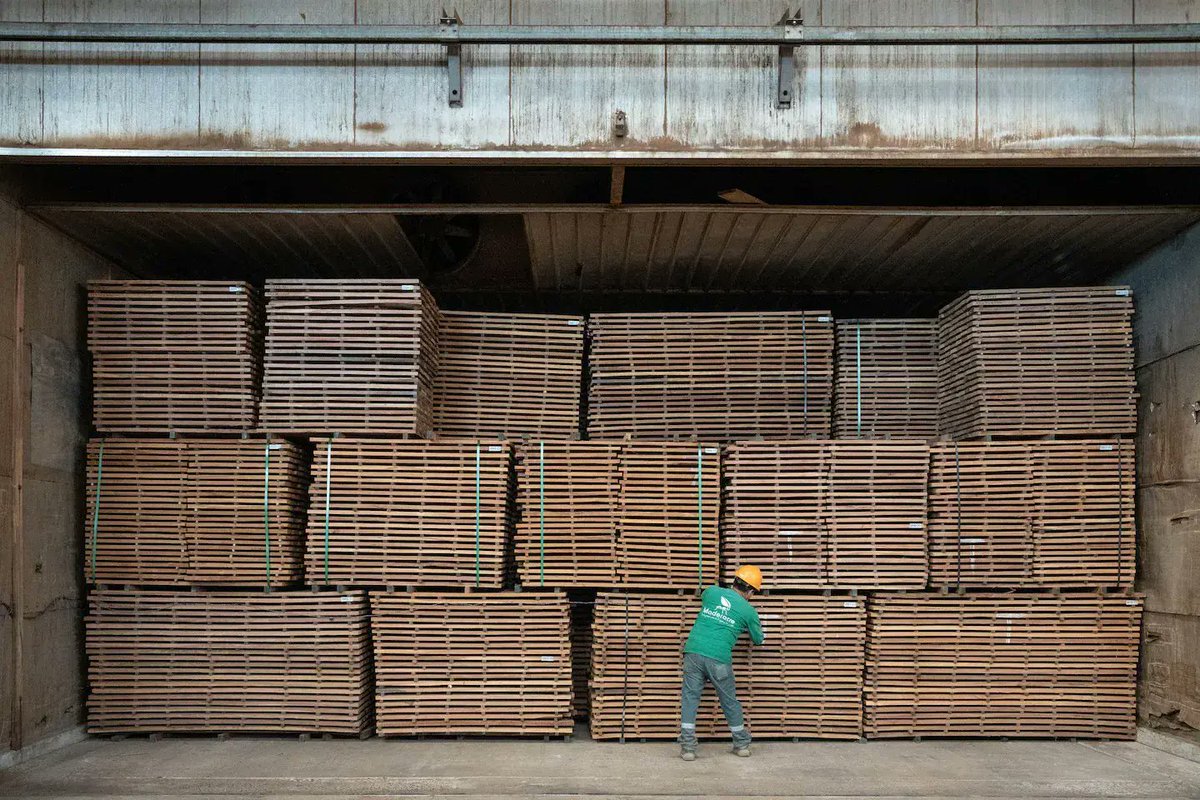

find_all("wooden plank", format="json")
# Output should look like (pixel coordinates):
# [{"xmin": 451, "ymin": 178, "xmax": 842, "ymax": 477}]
[
  {"xmin": 354, "ymin": 0, "xmax": 511, "ymax": 148},
  {"xmin": 822, "ymin": 0, "xmax": 976, "ymax": 148},
  {"xmin": 371, "ymin": 592, "xmax": 573, "ymax": 737},
  {"xmin": 85, "ymin": 589, "xmax": 372, "ymax": 735},
  {"xmin": 198, "ymin": 0, "xmax": 354, "ymax": 146},
  {"xmin": 978, "ymin": 0, "xmax": 1134, "ymax": 150},
  {"xmin": 864, "ymin": 593, "xmax": 1143, "ymax": 739},
  {"xmin": 590, "ymin": 593, "xmax": 866, "ymax": 740}
]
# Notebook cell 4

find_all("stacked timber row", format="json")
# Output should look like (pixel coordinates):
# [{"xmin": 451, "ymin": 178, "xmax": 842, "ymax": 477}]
[
  {"xmin": 588, "ymin": 311, "xmax": 835, "ymax": 440},
  {"xmin": 86, "ymin": 590, "xmax": 372, "ymax": 734},
  {"xmin": 928, "ymin": 440, "xmax": 1136, "ymax": 588},
  {"xmin": 936, "ymin": 287, "xmax": 1136, "ymax": 439},
  {"xmin": 722, "ymin": 440, "xmax": 930, "ymax": 590},
  {"xmin": 833, "ymin": 319, "xmax": 937, "ymax": 439},
  {"xmin": 435, "ymin": 311, "xmax": 585, "ymax": 439},
  {"xmin": 371, "ymin": 592, "xmax": 574, "ymax": 736},
  {"xmin": 85, "ymin": 438, "xmax": 308, "ymax": 587},
  {"xmin": 306, "ymin": 438, "xmax": 511, "ymax": 588},
  {"xmin": 864, "ymin": 594, "xmax": 1142, "ymax": 739},
  {"xmin": 88, "ymin": 281, "xmax": 261, "ymax": 432},
  {"xmin": 514, "ymin": 441, "xmax": 720, "ymax": 588},
  {"xmin": 261, "ymin": 280, "xmax": 440, "ymax": 435},
  {"xmin": 590, "ymin": 593, "xmax": 866, "ymax": 740}
]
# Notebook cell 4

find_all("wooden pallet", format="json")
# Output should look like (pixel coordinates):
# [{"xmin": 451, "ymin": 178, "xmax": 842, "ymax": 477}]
[
  {"xmin": 434, "ymin": 311, "xmax": 584, "ymax": 439},
  {"xmin": 86, "ymin": 589, "xmax": 372, "ymax": 734},
  {"xmin": 864, "ymin": 593, "xmax": 1142, "ymax": 739},
  {"xmin": 371, "ymin": 591, "xmax": 574, "ymax": 737},
  {"xmin": 589, "ymin": 593, "xmax": 866, "ymax": 740},
  {"xmin": 928, "ymin": 440, "xmax": 1136, "ymax": 588},
  {"xmin": 587, "ymin": 311, "xmax": 834, "ymax": 440},
  {"xmin": 306, "ymin": 438, "xmax": 511, "ymax": 588},
  {"xmin": 723, "ymin": 440, "xmax": 929, "ymax": 590},
  {"xmin": 936, "ymin": 287, "xmax": 1136, "ymax": 439},
  {"xmin": 514, "ymin": 441, "xmax": 720, "ymax": 589},
  {"xmin": 85, "ymin": 438, "xmax": 307, "ymax": 587},
  {"xmin": 88, "ymin": 281, "xmax": 260, "ymax": 433},
  {"xmin": 833, "ymin": 319, "xmax": 937, "ymax": 440},
  {"xmin": 260, "ymin": 280, "xmax": 440, "ymax": 435}
]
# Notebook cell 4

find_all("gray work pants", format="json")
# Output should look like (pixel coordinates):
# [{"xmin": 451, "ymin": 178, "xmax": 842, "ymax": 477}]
[{"xmin": 678, "ymin": 652, "xmax": 750, "ymax": 751}]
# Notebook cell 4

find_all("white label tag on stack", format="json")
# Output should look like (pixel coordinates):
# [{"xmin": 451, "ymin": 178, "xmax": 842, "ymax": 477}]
[{"xmin": 843, "ymin": 601, "xmax": 857, "ymax": 608}]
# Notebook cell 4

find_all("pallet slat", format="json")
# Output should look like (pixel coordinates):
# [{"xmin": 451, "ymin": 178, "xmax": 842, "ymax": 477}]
[
  {"xmin": 723, "ymin": 440, "xmax": 929, "ymax": 590},
  {"xmin": 864, "ymin": 593, "xmax": 1142, "ymax": 739},
  {"xmin": 261, "ymin": 280, "xmax": 439, "ymax": 435},
  {"xmin": 86, "ymin": 589, "xmax": 372, "ymax": 735},
  {"xmin": 587, "ymin": 312, "xmax": 834, "ymax": 440},
  {"xmin": 590, "ymin": 593, "xmax": 866, "ymax": 740},
  {"xmin": 434, "ymin": 311, "xmax": 584, "ymax": 439},
  {"xmin": 371, "ymin": 592, "xmax": 574, "ymax": 737},
  {"xmin": 88, "ymin": 281, "xmax": 260, "ymax": 432},
  {"xmin": 936, "ymin": 287, "xmax": 1137, "ymax": 439}
]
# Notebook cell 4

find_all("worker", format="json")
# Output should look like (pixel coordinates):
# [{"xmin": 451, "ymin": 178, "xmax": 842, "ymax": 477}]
[{"xmin": 677, "ymin": 565, "xmax": 765, "ymax": 761}]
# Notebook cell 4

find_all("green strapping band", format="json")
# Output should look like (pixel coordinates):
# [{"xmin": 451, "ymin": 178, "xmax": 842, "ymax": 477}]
[
  {"xmin": 474, "ymin": 443, "xmax": 482, "ymax": 587},
  {"xmin": 323, "ymin": 440, "xmax": 333, "ymax": 583},
  {"xmin": 263, "ymin": 442, "xmax": 272, "ymax": 586},
  {"xmin": 696, "ymin": 445, "xmax": 704, "ymax": 587},
  {"xmin": 539, "ymin": 441, "xmax": 546, "ymax": 587},
  {"xmin": 855, "ymin": 323, "xmax": 863, "ymax": 437},
  {"xmin": 90, "ymin": 440, "xmax": 105, "ymax": 582}
]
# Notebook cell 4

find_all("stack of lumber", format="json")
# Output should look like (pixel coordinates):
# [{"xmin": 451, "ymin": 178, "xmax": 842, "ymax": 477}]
[
  {"xmin": 570, "ymin": 595, "xmax": 594, "ymax": 720},
  {"xmin": 590, "ymin": 593, "xmax": 866, "ymax": 740},
  {"xmin": 372, "ymin": 592, "xmax": 574, "ymax": 736},
  {"xmin": 928, "ymin": 440, "xmax": 1136, "ymax": 588},
  {"xmin": 88, "ymin": 281, "xmax": 260, "ymax": 432},
  {"xmin": 864, "ymin": 593, "xmax": 1142, "ymax": 739},
  {"xmin": 588, "ymin": 312, "xmax": 834, "ymax": 440},
  {"xmin": 834, "ymin": 319, "xmax": 938, "ymax": 439},
  {"xmin": 514, "ymin": 442, "xmax": 720, "ymax": 589},
  {"xmin": 85, "ymin": 438, "xmax": 307, "ymax": 587},
  {"xmin": 261, "ymin": 280, "xmax": 440, "ymax": 435},
  {"xmin": 86, "ymin": 589, "xmax": 372, "ymax": 734},
  {"xmin": 435, "ymin": 311, "xmax": 584, "ymax": 439},
  {"xmin": 937, "ymin": 287, "xmax": 1136, "ymax": 439},
  {"xmin": 306, "ymin": 438, "xmax": 510, "ymax": 588},
  {"xmin": 723, "ymin": 440, "xmax": 929, "ymax": 590}
]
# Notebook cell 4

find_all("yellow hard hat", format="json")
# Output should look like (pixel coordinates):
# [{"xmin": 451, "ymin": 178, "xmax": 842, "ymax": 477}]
[{"xmin": 733, "ymin": 565, "xmax": 763, "ymax": 591}]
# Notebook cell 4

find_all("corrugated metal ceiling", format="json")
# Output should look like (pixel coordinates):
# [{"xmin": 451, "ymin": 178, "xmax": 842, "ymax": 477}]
[{"xmin": 29, "ymin": 205, "xmax": 1199, "ymax": 295}]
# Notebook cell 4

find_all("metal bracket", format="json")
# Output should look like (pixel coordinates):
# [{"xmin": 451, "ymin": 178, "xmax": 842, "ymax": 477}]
[
  {"xmin": 441, "ymin": 10, "xmax": 462, "ymax": 107},
  {"xmin": 777, "ymin": 10, "xmax": 803, "ymax": 109}
]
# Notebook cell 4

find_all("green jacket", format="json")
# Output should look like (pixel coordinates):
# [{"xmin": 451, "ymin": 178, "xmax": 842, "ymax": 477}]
[{"xmin": 683, "ymin": 585, "xmax": 765, "ymax": 664}]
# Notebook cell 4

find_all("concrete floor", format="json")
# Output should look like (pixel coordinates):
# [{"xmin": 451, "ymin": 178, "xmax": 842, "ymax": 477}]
[{"xmin": 3, "ymin": 731, "xmax": 1200, "ymax": 800}]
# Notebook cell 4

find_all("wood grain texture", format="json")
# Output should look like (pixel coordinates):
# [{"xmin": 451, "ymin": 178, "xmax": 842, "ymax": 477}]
[
  {"xmin": 355, "ymin": 0, "xmax": 511, "ymax": 148},
  {"xmin": 664, "ymin": 0, "xmax": 821, "ymax": 148},
  {"xmin": 1134, "ymin": 0, "xmax": 1200, "ymax": 148},
  {"xmin": 42, "ymin": 0, "xmax": 199, "ymax": 144},
  {"xmin": 199, "ymin": 0, "xmax": 354, "ymax": 146},
  {"xmin": 511, "ymin": 1, "xmax": 666, "ymax": 147},
  {"xmin": 822, "ymin": 0, "xmax": 977, "ymax": 148},
  {"xmin": 978, "ymin": 0, "xmax": 1134, "ymax": 150}
]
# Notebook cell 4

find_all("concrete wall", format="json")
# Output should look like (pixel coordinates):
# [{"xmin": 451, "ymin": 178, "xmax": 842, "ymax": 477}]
[
  {"xmin": 0, "ymin": 195, "xmax": 126, "ymax": 757},
  {"xmin": 0, "ymin": 0, "xmax": 1198, "ymax": 160},
  {"xmin": 1117, "ymin": 221, "xmax": 1200, "ymax": 739}
]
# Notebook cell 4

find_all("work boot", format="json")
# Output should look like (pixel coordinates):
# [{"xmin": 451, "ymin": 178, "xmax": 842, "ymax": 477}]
[
  {"xmin": 680, "ymin": 749, "xmax": 696, "ymax": 762},
  {"xmin": 732, "ymin": 746, "xmax": 751, "ymax": 757}
]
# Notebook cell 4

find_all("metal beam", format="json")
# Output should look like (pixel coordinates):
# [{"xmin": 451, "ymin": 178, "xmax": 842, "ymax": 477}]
[{"xmin": 2, "ymin": 22, "xmax": 1200, "ymax": 46}]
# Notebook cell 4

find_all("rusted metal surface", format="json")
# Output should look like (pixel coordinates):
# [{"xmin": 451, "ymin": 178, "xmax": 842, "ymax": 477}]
[{"xmin": 3, "ymin": 5, "xmax": 1199, "ymax": 157}]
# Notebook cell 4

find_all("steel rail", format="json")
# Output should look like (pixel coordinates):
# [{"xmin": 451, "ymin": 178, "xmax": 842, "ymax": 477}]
[{"xmin": 2, "ymin": 22, "xmax": 1200, "ymax": 46}]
